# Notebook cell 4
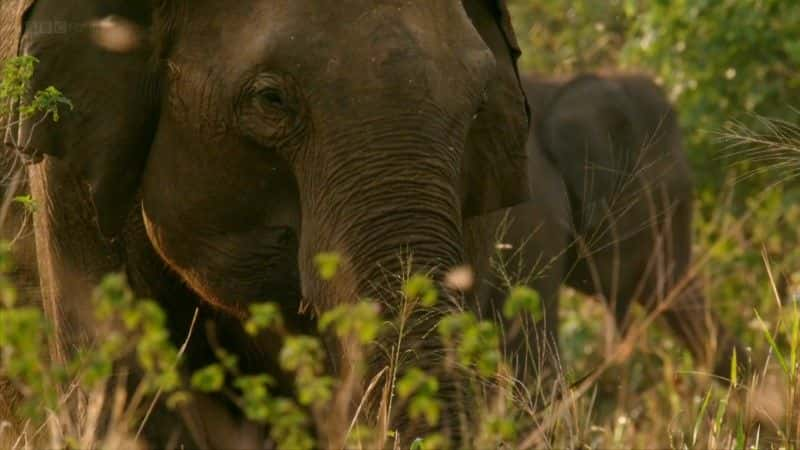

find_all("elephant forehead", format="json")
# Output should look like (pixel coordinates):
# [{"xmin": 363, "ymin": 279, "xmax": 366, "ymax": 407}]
[
  {"xmin": 165, "ymin": 0, "xmax": 488, "ymax": 118},
  {"xmin": 169, "ymin": 0, "xmax": 472, "ymax": 73}
]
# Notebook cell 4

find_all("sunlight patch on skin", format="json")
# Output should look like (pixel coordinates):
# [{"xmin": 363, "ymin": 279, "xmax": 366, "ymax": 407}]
[
  {"xmin": 443, "ymin": 264, "xmax": 474, "ymax": 292},
  {"xmin": 90, "ymin": 16, "xmax": 142, "ymax": 53}
]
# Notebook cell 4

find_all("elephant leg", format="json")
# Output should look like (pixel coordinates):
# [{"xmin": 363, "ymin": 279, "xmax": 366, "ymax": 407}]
[
  {"xmin": 479, "ymin": 273, "xmax": 561, "ymax": 383},
  {"xmin": 576, "ymin": 218, "xmax": 745, "ymax": 381},
  {"xmin": 649, "ymin": 199, "xmax": 747, "ymax": 381},
  {"xmin": 628, "ymin": 238, "xmax": 747, "ymax": 382},
  {"xmin": 464, "ymin": 202, "xmax": 568, "ymax": 385},
  {"xmin": 568, "ymin": 233, "xmax": 634, "ymax": 336},
  {"xmin": 658, "ymin": 282, "xmax": 748, "ymax": 381}
]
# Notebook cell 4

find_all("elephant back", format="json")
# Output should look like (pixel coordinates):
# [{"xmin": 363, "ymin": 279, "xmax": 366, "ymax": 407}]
[
  {"xmin": 1, "ymin": 0, "xmax": 40, "ymax": 307},
  {"xmin": 0, "ymin": 0, "xmax": 34, "ymax": 61}
]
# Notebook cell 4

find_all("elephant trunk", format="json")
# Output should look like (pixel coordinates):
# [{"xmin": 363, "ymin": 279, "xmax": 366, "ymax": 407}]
[
  {"xmin": 295, "ymin": 117, "xmax": 471, "ymax": 444},
  {"xmin": 297, "ymin": 114, "xmax": 466, "ymax": 310}
]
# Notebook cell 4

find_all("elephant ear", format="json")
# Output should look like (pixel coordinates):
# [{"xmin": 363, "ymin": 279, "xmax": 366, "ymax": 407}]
[
  {"xmin": 18, "ymin": 1, "xmax": 159, "ymax": 239},
  {"xmin": 491, "ymin": 0, "xmax": 532, "ymax": 128},
  {"xmin": 491, "ymin": 0, "xmax": 524, "ymax": 80},
  {"xmin": 539, "ymin": 75, "xmax": 640, "ymax": 231},
  {"xmin": 460, "ymin": 0, "xmax": 532, "ymax": 218}
]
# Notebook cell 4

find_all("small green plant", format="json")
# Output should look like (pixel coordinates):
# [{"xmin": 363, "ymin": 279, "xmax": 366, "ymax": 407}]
[
  {"xmin": 319, "ymin": 300, "xmax": 383, "ymax": 344},
  {"xmin": 0, "ymin": 56, "xmax": 38, "ymax": 110},
  {"xmin": 189, "ymin": 363, "xmax": 225, "ymax": 393},
  {"xmin": 0, "ymin": 293, "xmax": 57, "ymax": 421},
  {"xmin": 1, "ymin": 56, "xmax": 72, "ymax": 153},
  {"xmin": 185, "ymin": 300, "xmax": 320, "ymax": 450},
  {"xmin": 93, "ymin": 274, "xmax": 183, "ymax": 395},
  {"xmin": 397, "ymin": 368, "xmax": 441, "ymax": 426},
  {"xmin": 438, "ymin": 311, "xmax": 501, "ymax": 377},
  {"xmin": 11, "ymin": 195, "xmax": 37, "ymax": 213},
  {"xmin": 280, "ymin": 335, "xmax": 334, "ymax": 408},
  {"xmin": 314, "ymin": 252, "xmax": 341, "ymax": 280},
  {"xmin": 503, "ymin": 285, "xmax": 542, "ymax": 321},
  {"xmin": 19, "ymin": 85, "xmax": 72, "ymax": 122},
  {"xmin": 403, "ymin": 273, "xmax": 439, "ymax": 307},
  {"xmin": 244, "ymin": 302, "xmax": 284, "ymax": 335},
  {"xmin": 0, "ymin": 244, "xmax": 185, "ymax": 445}
]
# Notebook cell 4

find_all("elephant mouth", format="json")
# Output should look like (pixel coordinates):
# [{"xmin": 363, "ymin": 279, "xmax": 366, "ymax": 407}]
[{"xmin": 141, "ymin": 207, "xmax": 303, "ymax": 317}]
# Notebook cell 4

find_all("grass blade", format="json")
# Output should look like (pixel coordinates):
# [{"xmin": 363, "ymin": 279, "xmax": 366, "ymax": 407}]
[
  {"xmin": 753, "ymin": 308, "xmax": 788, "ymax": 375},
  {"xmin": 692, "ymin": 389, "xmax": 712, "ymax": 447}
]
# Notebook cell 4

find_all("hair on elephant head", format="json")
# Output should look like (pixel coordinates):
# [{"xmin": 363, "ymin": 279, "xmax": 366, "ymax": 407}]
[
  {"xmin": 17, "ymin": 0, "xmax": 531, "ymax": 316},
  {"xmin": 538, "ymin": 74, "xmax": 648, "ymax": 233}
]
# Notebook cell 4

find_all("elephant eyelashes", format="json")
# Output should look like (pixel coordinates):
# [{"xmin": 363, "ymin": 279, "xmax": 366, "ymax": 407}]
[
  {"xmin": 237, "ymin": 73, "xmax": 305, "ymax": 146},
  {"xmin": 247, "ymin": 73, "xmax": 294, "ymax": 112},
  {"xmin": 256, "ymin": 87, "xmax": 287, "ymax": 110}
]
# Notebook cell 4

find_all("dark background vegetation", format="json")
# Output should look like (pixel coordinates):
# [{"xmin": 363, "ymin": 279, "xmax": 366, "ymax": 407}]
[
  {"xmin": 508, "ymin": 1, "xmax": 800, "ymax": 444},
  {"xmin": 510, "ymin": 0, "xmax": 800, "ymax": 350}
]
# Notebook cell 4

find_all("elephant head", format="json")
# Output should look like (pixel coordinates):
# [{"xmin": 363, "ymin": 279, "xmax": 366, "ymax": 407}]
[
  {"xmin": 17, "ymin": 0, "xmax": 531, "ymax": 315},
  {"xmin": 538, "ymin": 74, "xmax": 644, "ymax": 233}
]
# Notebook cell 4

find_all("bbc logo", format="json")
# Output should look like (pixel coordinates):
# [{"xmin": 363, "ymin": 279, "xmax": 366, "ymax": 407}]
[{"xmin": 24, "ymin": 20, "xmax": 86, "ymax": 35}]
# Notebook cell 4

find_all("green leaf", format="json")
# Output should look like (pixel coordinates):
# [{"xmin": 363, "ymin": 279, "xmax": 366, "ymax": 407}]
[
  {"xmin": 296, "ymin": 375, "xmax": 334, "ymax": 407},
  {"xmin": 692, "ymin": 389, "xmax": 712, "ymax": 446},
  {"xmin": 319, "ymin": 300, "xmax": 382, "ymax": 343},
  {"xmin": 279, "ymin": 335, "xmax": 325, "ymax": 373},
  {"xmin": 245, "ymin": 302, "xmax": 284, "ymax": 335},
  {"xmin": 314, "ymin": 252, "xmax": 341, "ymax": 280},
  {"xmin": 437, "ymin": 312, "xmax": 500, "ymax": 376},
  {"xmin": 233, "ymin": 374, "xmax": 275, "ymax": 423},
  {"xmin": 503, "ymin": 286, "xmax": 542, "ymax": 321},
  {"xmin": 0, "ymin": 56, "xmax": 38, "ymax": 102},
  {"xmin": 403, "ymin": 274, "xmax": 438, "ymax": 307},
  {"xmin": 92, "ymin": 273, "xmax": 135, "ymax": 319},
  {"xmin": 190, "ymin": 364, "xmax": 226, "ymax": 393},
  {"xmin": 268, "ymin": 398, "xmax": 314, "ymax": 450},
  {"xmin": 166, "ymin": 391, "xmax": 191, "ymax": 409},
  {"xmin": 735, "ymin": 416, "xmax": 745, "ymax": 450},
  {"xmin": 12, "ymin": 195, "xmax": 37, "ymax": 213},
  {"xmin": 789, "ymin": 303, "xmax": 799, "ymax": 385},
  {"xmin": 753, "ymin": 308, "xmax": 788, "ymax": 374},
  {"xmin": 437, "ymin": 312, "xmax": 477, "ymax": 341},
  {"xmin": 214, "ymin": 348, "xmax": 240, "ymax": 372},
  {"xmin": 19, "ymin": 85, "xmax": 73, "ymax": 121},
  {"xmin": 409, "ymin": 395, "xmax": 441, "ymax": 427},
  {"xmin": 397, "ymin": 368, "xmax": 439, "ymax": 400}
]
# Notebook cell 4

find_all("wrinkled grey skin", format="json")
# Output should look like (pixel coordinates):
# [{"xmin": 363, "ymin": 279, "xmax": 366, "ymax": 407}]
[
  {"xmin": 5, "ymin": 0, "xmax": 532, "ymax": 447},
  {"xmin": 534, "ymin": 73, "xmax": 744, "ymax": 378}
]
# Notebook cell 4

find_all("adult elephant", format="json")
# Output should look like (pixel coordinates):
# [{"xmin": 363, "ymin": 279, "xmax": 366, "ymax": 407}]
[
  {"xmin": 2, "ymin": 0, "xmax": 532, "ymax": 447},
  {"xmin": 534, "ymin": 73, "xmax": 745, "ymax": 379}
]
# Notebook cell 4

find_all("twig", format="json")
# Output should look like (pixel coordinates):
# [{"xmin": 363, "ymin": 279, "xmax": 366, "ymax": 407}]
[
  {"xmin": 346, "ymin": 367, "xmax": 387, "ymax": 441},
  {"xmin": 135, "ymin": 307, "xmax": 200, "ymax": 441}
]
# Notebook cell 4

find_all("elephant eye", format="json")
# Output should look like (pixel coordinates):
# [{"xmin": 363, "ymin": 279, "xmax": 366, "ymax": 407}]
[
  {"xmin": 257, "ymin": 87, "xmax": 286, "ymax": 109},
  {"xmin": 237, "ymin": 73, "xmax": 305, "ymax": 147},
  {"xmin": 472, "ymin": 89, "xmax": 489, "ymax": 119},
  {"xmin": 246, "ymin": 73, "xmax": 294, "ymax": 113}
]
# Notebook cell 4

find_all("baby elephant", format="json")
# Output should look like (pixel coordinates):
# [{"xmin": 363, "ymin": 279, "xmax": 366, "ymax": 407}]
[{"xmin": 532, "ymin": 73, "xmax": 744, "ymax": 378}]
